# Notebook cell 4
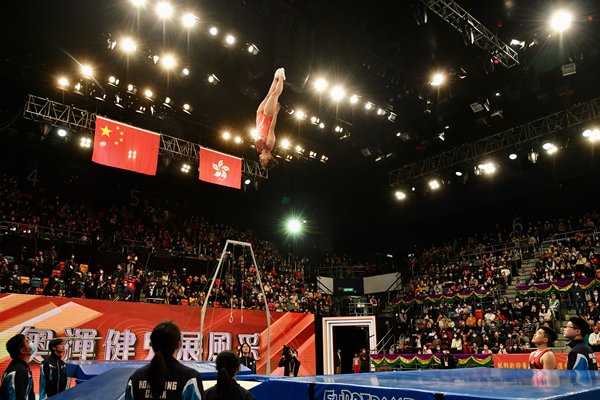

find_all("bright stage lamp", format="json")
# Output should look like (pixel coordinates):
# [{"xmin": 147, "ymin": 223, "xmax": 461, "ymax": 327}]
[
  {"xmin": 314, "ymin": 78, "xmax": 328, "ymax": 92},
  {"xmin": 550, "ymin": 10, "xmax": 573, "ymax": 33},
  {"xmin": 286, "ymin": 218, "xmax": 302, "ymax": 234}
]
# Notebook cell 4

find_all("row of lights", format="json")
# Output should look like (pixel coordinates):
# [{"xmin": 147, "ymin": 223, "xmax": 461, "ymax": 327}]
[
  {"xmin": 221, "ymin": 131, "xmax": 329, "ymax": 163},
  {"xmin": 56, "ymin": 68, "xmax": 195, "ymax": 115},
  {"xmin": 394, "ymin": 127, "xmax": 600, "ymax": 201},
  {"xmin": 121, "ymin": 0, "xmax": 260, "ymax": 54}
]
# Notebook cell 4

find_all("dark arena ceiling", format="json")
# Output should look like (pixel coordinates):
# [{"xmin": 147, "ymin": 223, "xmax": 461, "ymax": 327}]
[{"xmin": 1, "ymin": 0, "xmax": 600, "ymax": 254}]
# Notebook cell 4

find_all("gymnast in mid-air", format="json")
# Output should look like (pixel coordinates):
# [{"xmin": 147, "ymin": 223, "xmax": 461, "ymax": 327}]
[{"xmin": 255, "ymin": 67, "xmax": 285, "ymax": 169}]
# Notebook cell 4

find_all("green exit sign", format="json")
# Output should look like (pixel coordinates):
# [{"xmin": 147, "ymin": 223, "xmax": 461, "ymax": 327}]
[{"xmin": 342, "ymin": 288, "xmax": 354, "ymax": 293}]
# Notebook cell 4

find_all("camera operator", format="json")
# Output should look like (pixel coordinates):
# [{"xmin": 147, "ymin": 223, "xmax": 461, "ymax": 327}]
[{"xmin": 278, "ymin": 345, "xmax": 301, "ymax": 377}]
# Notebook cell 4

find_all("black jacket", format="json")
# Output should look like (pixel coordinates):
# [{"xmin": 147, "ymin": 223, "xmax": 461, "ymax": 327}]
[
  {"xmin": 40, "ymin": 353, "xmax": 67, "ymax": 399},
  {"xmin": 0, "ymin": 359, "xmax": 35, "ymax": 400},
  {"xmin": 204, "ymin": 381, "xmax": 255, "ymax": 400},
  {"xmin": 125, "ymin": 356, "xmax": 204, "ymax": 400}
]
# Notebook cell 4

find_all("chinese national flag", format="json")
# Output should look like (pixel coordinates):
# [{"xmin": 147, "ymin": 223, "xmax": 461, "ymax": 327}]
[
  {"xmin": 199, "ymin": 147, "xmax": 242, "ymax": 189},
  {"xmin": 92, "ymin": 116, "xmax": 160, "ymax": 175}
]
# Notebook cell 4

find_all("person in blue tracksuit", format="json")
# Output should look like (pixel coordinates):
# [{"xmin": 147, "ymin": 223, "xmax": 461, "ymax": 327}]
[
  {"xmin": 39, "ymin": 338, "xmax": 67, "ymax": 399},
  {"xmin": 0, "ymin": 334, "xmax": 35, "ymax": 400},
  {"xmin": 125, "ymin": 321, "xmax": 203, "ymax": 400},
  {"xmin": 564, "ymin": 316, "xmax": 598, "ymax": 370}
]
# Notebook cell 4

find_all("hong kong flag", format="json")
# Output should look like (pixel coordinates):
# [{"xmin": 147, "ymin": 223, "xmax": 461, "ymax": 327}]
[
  {"xmin": 199, "ymin": 147, "xmax": 242, "ymax": 189},
  {"xmin": 92, "ymin": 116, "xmax": 160, "ymax": 175}
]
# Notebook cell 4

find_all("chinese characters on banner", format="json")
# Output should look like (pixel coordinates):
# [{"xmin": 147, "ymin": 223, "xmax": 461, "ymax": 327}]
[{"xmin": 22, "ymin": 327, "xmax": 261, "ymax": 363}]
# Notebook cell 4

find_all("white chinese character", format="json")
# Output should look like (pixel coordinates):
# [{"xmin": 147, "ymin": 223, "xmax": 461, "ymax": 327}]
[
  {"xmin": 104, "ymin": 329, "xmax": 137, "ymax": 360},
  {"xmin": 208, "ymin": 332, "xmax": 232, "ymax": 361},
  {"xmin": 64, "ymin": 328, "xmax": 98, "ymax": 360},
  {"xmin": 21, "ymin": 327, "xmax": 54, "ymax": 364},
  {"xmin": 177, "ymin": 332, "xmax": 202, "ymax": 361},
  {"xmin": 238, "ymin": 333, "xmax": 261, "ymax": 360}
]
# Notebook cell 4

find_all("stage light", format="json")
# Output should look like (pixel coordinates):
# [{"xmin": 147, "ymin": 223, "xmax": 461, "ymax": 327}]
[
  {"xmin": 330, "ymin": 86, "xmax": 346, "ymax": 102},
  {"xmin": 152, "ymin": 55, "xmax": 160, "ymax": 64},
  {"xmin": 57, "ymin": 77, "xmax": 69, "ymax": 88},
  {"xmin": 295, "ymin": 111, "xmax": 306, "ymax": 120},
  {"xmin": 377, "ymin": 108, "xmax": 385, "ymax": 116},
  {"xmin": 181, "ymin": 163, "xmax": 191, "ymax": 173},
  {"xmin": 136, "ymin": 105, "xmax": 146, "ymax": 114},
  {"xmin": 225, "ymin": 34, "xmax": 236, "ymax": 45},
  {"xmin": 583, "ymin": 128, "xmax": 600, "ymax": 142},
  {"xmin": 144, "ymin": 89, "xmax": 153, "ymax": 99},
  {"xmin": 114, "ymin": 94, "xmax": 124, "ymax": 108},
  {"xmin": 182, "ymin": 103, "xmax": 192, "ymax": 114},
  {"xmin": 207, "ymin": 74, "xmax": 220, "ymax": 84},
  {"xmin": 510, "ymin": 39, "xmax": 526, "ymax": 49},
  {"xmin": 79, "ymin": 136, "xmax": 92, "ymax": 148},
  {"xmin": 73, "ymin": 82, "xmax": 83, "ymax": 95},
  {"xmin": 509, "ymin": 153, "xmax": 518, "ymax": 160},
  {"xmin": 181, "ymin": 67, "xmax": 190, "ymax": 76},
  {"xmin": 156, "ymin": 1, "xmax": 173, "ymax": 19},
  {"xmin": 163, "ymin": 97, "xmax": 172, "ymax": 107},
  {"xmin": 550, "ymin": 10, "xmax": 573, "ymax": 33},
  {"xmin": 309, "ymin": 151, "xmax": 317, "ymax": 158},
  {"xmin": 295, "ymin": 145, "xmax": 304, "ymax": 154},
  {"xmin": 349, "ymin": 95, "xmax": 359, "ymax": 104},
  {"xmin": 127, "ymin": 84, "xmax": 137, "ymax": 94},
  {"xmin": 310, "ymin": 116, "xmax": 319, "ymax": 124},
  {"xmin": 160, "ymin": 54, "xmax": 177, "ymax": 70},
  {"xmin": 428, "ymin": 179, "xmax": 440, "ymax": 190},
  {"xmin": 81, "ymin": 64, "xmax": 93, "ymax": 78},
  {"xmin": 246, "ymin": 44, "xmax": 259, "ymax": 55},
  {"xmin": 411, "ymin": 187, "xmax": 416, "ymax": 192},
  {"xmin": 107, "ymin": 38, "xmax": 118, "ymax": 50},
  {"xmin": 320, "ymin": 155, "xmax": 328, "ymax": 163},
  {"xmin": 543, "ymin": 142, "xmax": 558, "ymax": 154},
  {"xmin": 108, "ymin": 76, "xmax": 119, "ymax": 86},
  {"xmin": 395, "ymin": 191, "xmax": 407, "ymax": 200},
  {"xmin": 365, "ymin": 102, "xmax": 373, "ymax": 110},
  {"xmin": 476, "ymin": 162, "xmax": 497, "ymax": 175},
  {"xmin": 334, "ymin": 125, "xmax": 343, "ymax": 133},
  {"xmin": 57, "ymin": 128, "xmax": 68, "ymax": 138},
  {"xmin": 528, "ymin": 149, "xmax": 539, "ymax": 164},
  {"xmin": 285, "ymin": 155, "xmax": 293, "ymax": 162},
  {"xmin": 120, "ymin": 38, "xmax": 137, "ymax": 53},
  {"xmin": 430, "ymin": 72, "xmax": 445, "ymax": 87},
  {"xmin": 222, "ymin": 131, "xmax": 231, "ymax": 140},
  {"xmin": 280, "ymin": 138, "xmax": 291, "ymax": 149},
  {"xmin": 455, "ymin": 171, "xmax": 463, "ymax": 177},
  {"xmin": 182, "ymin": 13, "xmax": 198, "ymax": 28},
  {"xmin": 286, "ymin": 218, "xmax": 302, "ymax": 234},
  {"xmin": 388, "ymin": 112, "xmax": 397, "ymax": 122},
  {"xmin": 209, "ymin": 26, "xmax": 218, "ymax": 36},
  {"xmin": 244, "ymin": 178, "xmax": 251, "ymax": 185},
  {"xmin": 314, "ymin": 78, "xmax": 328, "ymax": 92},
  {"xmin": 234, "ymin": 136, "xmax": 242, "ymax": 144},
  {"xmin": 318, "ymin": 122, "xmax": 325, "ymax": 129}
]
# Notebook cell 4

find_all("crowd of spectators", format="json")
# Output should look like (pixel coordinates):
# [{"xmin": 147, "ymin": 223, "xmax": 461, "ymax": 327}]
[{"xmin": 0, "ymin": 173, "xmax": 333, "ymax": 315}]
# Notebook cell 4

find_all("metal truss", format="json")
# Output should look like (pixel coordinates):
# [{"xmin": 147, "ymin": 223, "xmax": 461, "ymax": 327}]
[
  {"xmin": 23, "ymin": 94, "xmax": 95, "ymax": 131},
  {"xmin": 22, "ymin": 95, "xmax": 268, "ymax": 180},
  {"xmin": 421, "ymin": 0, "xmax": 519, "ymax": 68},
  {"xmin": 389, "ymin": 97, "xmax": 600, "ymax": 186}
]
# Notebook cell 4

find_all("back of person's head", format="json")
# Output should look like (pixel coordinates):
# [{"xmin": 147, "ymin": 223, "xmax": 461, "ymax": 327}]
[
  {"xmin": 215, "ymin": 351, "xmax": 240, "ymax": 397},
  {"xmin": 148, "ymin": 321, "xmax": 181, "ymax": 397},
  {"xmin": 6, "ymin": 334, "xmax": 25, "ymax": 360},
  {"xmin": 570, "ymin": 316, "xmax": 590, "ymax": 337},
  {"xmin": 540, "ymin": 325, "xmax": 557, "ymax": 346}
]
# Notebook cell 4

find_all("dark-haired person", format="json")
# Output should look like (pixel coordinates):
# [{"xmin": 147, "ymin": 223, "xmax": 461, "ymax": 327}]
[
  {"xmin": 0, "ymin": 334, "xmax": 35, "ymax": 400},
  {"xmin": 125, "ymin": 321, "xmax": 203, "ymax": 400},
  {"xmin": 255, "ymin": 68, "xmax": 285, "ymax": 169},
  {"xmin": 39, "ymin": 338, "xmax": 67, "ymax": 399},
  {"xmin": 205, "ymin": 351, "xmax": 255, "ymax": 400},
  {"xmin": 238, "ymin": 343, "xmax": 256, "ymax": 374},
  {"xmin": 563, "ymin": 316, "xmax": 598, "ymax": 370},
  {"xmin": 528, "ymin": 326, "xmax": 557, "ymax": 369}
]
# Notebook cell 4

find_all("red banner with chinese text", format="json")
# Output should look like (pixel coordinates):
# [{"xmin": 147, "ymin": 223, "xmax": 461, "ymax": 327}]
[
  {"xmin": 493, "ymin": 353, "xmax": 600, "ymax": 370},
  {"xmin": 0, "ymin": 294, "xmax": 315, "ymax": 393}
]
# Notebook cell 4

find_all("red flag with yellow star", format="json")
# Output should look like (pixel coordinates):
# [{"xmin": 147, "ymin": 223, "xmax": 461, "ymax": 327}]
[{"xmin": 92, "ymin": 116, "xmax": 160, "ymax": 175}]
